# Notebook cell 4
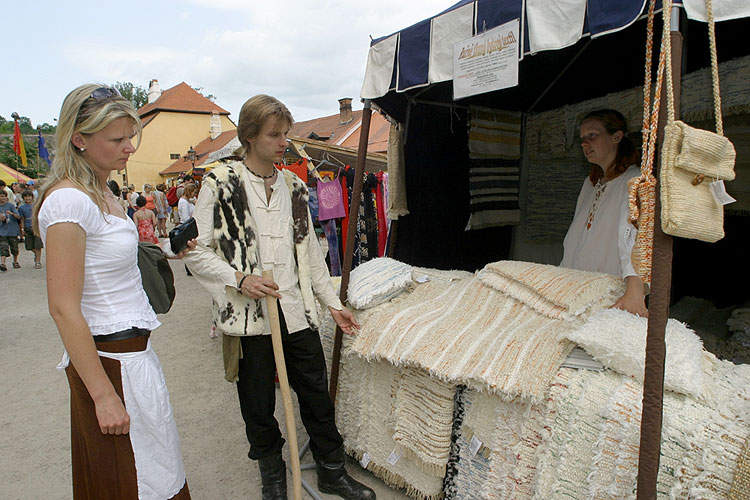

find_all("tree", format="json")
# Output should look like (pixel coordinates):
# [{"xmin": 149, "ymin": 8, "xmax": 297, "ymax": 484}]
[
  {"xmin": 0, "ymin": 135, "xmax": 47, "ymax": 179},
  {"xmin": 0, "ymin": 115, "xmax": 55, "ymax": 134},
  {"xmin": 192, "ymin": 86, "xmax": 217, "ymax": 102},
  {"xmin": 114, "ymin": 81, "xmax": 148, "ymax": 109}
]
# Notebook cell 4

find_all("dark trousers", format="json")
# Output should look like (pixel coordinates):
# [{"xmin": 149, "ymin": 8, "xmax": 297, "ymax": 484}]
[{"xmin": 236, "ymin": 305, "xmax": 343, "ymax": 461}]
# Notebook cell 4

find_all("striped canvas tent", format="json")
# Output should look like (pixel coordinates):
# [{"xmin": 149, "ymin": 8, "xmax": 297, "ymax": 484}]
[{"xmin": 0, "ymin": 162, "xmax": 32, "ymax": 185}]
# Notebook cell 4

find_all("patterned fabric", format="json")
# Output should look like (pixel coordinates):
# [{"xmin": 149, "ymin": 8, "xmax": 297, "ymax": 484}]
[
  {"xmin": 466, "ymin": 107, "xmax": 522, "ymax": 229},
  {"xmin": 136, "ymin": 218, "xmax": 159, "ymax": 244}
]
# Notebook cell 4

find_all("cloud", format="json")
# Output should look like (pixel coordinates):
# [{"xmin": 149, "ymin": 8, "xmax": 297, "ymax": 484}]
[{"xmin": 59, "ymin": 0, "xmax": 446, "ymax": 121}]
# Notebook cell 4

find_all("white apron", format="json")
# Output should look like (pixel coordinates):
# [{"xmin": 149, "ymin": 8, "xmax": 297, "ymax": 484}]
[{"xmin": 59, "ymin": 340, "xmax": 186, "ymax": 500}]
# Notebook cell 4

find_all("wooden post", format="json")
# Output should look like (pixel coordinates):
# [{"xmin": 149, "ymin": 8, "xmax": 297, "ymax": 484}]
[
  {"xmin": 328, "ymin": 100, "xmax": 373, "ymax": 403},
  {"xmin": 262, "ymin": 269, "xmax": 302, "ymax": 500},
  {"xmin": 636, "ymin": 7, "xmax": 682, "ymax": 499}
]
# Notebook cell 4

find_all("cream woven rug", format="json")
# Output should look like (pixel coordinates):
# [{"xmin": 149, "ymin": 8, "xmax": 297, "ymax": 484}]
[
  {"xmin": 351, "ymin": 262, "xmax": 623, "ymax": 401},
  {"xmin": 335, "ymin": 346, "xmax": 446, "ymax": 500}
]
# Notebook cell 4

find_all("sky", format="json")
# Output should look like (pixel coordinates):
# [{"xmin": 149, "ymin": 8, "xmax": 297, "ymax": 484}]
[{"xmin": 1, "ymin": 0, "xmax": 449, "ymax": 127}]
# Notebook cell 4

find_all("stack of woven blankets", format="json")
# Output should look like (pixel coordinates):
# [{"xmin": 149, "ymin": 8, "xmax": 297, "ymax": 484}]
[{"xmin": 323, "ymin": 258, "xmax": 750, "ymax": 500}]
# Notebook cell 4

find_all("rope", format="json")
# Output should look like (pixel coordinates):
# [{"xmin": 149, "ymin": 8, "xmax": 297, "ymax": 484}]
[{"xmin": 706, "ymin": 0, "xmax": 724, "ymax": 135}]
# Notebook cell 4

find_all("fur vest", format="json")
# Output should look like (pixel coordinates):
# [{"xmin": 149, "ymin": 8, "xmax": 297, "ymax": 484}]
[{"xmin": 202, "ymin": 161, "xmax": 320, "ymax": 335}]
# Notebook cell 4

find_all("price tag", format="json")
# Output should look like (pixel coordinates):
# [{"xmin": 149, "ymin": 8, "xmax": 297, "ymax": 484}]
[
  {"xmin": 386, "ymin": 448, "xmax": 402, "ymax": 465},
  {"xmin": 469, "ymin": 435, "xmax": 483, "ymax": 456},
  {"xmin": 413, "ymin": 273, "xmax": 430, "ymax": 283},
  {"xmin": 710, "ymin": 180, "xmax": 736, "ymax": 206},
  {"xmin": 360, "ymin": 452, "xmax": 371, "ymax": 468}
]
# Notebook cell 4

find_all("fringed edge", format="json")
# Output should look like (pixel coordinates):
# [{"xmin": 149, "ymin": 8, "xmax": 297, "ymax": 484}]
[
  {"xmin": 345, "ymin": 446, "xmax": 445, "ymax": 500},
  {"xmin": 393, "ymin": 443, "xmax": 448, "ymax": 478}
]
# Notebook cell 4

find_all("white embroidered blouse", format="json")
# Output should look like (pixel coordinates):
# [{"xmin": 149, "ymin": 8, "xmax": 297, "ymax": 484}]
[{"xmin": 561, "ymin": 165, "xmax": 639, "ymax": 278}]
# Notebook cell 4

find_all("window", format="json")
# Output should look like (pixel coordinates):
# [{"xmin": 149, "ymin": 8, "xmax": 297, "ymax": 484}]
[{"xmin": 170, "ymin": 153, "xmax": 180, "ymax": 160}]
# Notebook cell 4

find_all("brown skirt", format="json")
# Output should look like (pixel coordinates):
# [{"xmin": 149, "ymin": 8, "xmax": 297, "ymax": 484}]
[{"xmin": 66, "ymin": 335, "xmax": 191, "ymax": 500}]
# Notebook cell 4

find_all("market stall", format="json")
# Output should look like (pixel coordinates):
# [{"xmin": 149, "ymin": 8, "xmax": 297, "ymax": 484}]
[{"xmin": 327, "ymin": 1, "xmax": 750, "ymax": 499}]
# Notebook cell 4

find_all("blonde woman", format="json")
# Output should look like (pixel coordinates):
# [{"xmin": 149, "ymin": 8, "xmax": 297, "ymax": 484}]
[{"xmin": 33, "ymin": 84, "xmax": 193, "ymax": 499}]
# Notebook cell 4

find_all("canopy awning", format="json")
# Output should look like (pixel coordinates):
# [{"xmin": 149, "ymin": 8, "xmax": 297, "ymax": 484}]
[
  {"xmin": 0, "ymin": 163, "xmax": 32, "ymax": 184},
  {"xmin": 361, "ymin": 0, "xmax": 750, "ymax": 100}
]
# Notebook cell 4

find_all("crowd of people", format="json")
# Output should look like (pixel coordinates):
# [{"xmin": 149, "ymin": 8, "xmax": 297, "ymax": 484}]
[
  {"xmin": 0, "ymin": 170, "xmax": 201, "ymax": 274},
  {"xmin": 0, "ymin": 179, "xmax": 42, "ymax": 271}
]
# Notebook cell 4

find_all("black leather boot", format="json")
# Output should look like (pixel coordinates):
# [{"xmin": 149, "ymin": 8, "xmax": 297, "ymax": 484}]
[
  {"xmin": 257, "ymin": 453, "xmax": 287, "ymax": 500},
  {"xmin": 316, "ymin": 447, "xmax": 376, "ymax": 500}
]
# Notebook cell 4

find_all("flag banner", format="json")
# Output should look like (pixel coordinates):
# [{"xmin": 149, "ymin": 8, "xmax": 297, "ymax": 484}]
[
  {"xmin": 13, "ymin": 119, "xmax": 28, "ymax": 167},
  {"xmin": 37, "ymin": 131, "xmax": 51, "ymax": 166}
]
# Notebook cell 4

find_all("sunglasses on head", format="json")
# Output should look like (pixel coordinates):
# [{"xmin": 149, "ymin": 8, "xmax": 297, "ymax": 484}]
[{"xmin": 89, "ymin": 87, "xmax": 121, "ymax": 101}]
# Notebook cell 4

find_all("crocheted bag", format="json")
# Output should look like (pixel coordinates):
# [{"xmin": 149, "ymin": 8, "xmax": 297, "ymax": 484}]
[{"xmin": 659, "ymin": 0, "xmax": 736, "ymax": 243}]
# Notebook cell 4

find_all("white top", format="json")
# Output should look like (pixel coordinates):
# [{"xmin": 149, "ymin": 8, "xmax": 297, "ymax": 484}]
[
  {"xmin": 561, "ymin": 165, "xmax": 639, "ymax": 278},
  {"xmin": 38, "ymin": 188, "xmax": 160, "ymax": 335},
  {"xmin": 186, "ymin": 166, "xmax": 343, "ymax": 335},
  {"xmin": 177, "ymin": 197, "xmax": 193, "ymax": 223}
]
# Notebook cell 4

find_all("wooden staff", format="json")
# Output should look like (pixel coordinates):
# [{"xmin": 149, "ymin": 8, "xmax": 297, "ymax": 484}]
[{"xmin": 262, "ymin": 270, "xmax": 302, "ymax": 500}]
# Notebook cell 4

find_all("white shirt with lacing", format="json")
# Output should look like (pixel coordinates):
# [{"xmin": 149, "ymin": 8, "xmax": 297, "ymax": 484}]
[{"xmin": 188, "ymin": 165, "xmax": 342, "ymax": 335}]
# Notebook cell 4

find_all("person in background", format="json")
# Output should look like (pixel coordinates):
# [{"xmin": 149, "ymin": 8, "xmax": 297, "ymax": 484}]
[
  {"xmin": 560, "ymin": 109, "xmax": 647, "ymax": 317},
  {"xmin": 177, "ymin": 184, "xmax": 196, "ymax": 223},
  {"xmin": 0, "ymin": 189, "xmax": 22, "ymax": 271},
  {"xmin": 0, "ymin": 179, "xmax": 13, "ymax": 200},
  {"xmin": 154, "ymin": 184, "xmax": 169, "ymax": 238},
  {"xmin": 27, "ymin": 179, "xmax": 39, "ymax": 199},
  {"xmin": 12, "ymin": 182, "xmax": 25, "ymax": 207},
  {"xmin": 133, "ymin": 195, "xmax": 160, "ymax": 244},
  {"xmin": 185, "ymin": 94, "xmax": 373, "ymax": 500},
  {"xmin": 34, "ymin": 83, "xmax": 193, "ymax": 499},
  {"xmin": 17, "ymin": 190, "xmax": 43, "ymax": 268},
  {"xmin": 128, "ymin": 184, "xmax": 139, "ymax": 217}
]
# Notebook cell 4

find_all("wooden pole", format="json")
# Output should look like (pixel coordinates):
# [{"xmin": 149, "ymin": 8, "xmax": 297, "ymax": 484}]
[
  {"xmin": 329, "ymin": 99, "xmax": 373, "ymax": 403},
  {"xmin": 636, "ymin": 7, "xmax": 682, "ymax": 499},
  {"xmin": 262, "ymin": 270, "xmax": 302, "ymax": 500}
]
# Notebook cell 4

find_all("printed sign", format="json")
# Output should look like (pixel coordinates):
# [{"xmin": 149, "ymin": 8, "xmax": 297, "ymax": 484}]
[{"xmin": 453, "ymin": 19, "xmax": 520, "ymax": 100}]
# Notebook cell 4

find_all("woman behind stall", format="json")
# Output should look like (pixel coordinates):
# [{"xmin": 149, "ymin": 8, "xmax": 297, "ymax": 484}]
[
  {"xmin": 561, "ymin": 109, "xmax": 648, "ymax": 317},
  {"xmin": 33, "ymin": 84, "xmax": 191, "ymax": 499}
]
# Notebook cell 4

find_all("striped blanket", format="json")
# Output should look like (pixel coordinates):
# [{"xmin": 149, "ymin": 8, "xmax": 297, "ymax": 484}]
[
  {"xmin": 351, "ymin": 262, "xmax": 623, "ymax": 401},
  {"xmin": 466, "ymin": 106, "xmax": 522, "ymax": 230}
]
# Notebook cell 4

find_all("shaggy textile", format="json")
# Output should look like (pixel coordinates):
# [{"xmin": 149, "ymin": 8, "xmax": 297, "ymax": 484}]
[
  {"xmin": 466, "ymin": 108, "xmax": 522, "ymax": 230},
  {"xmin": 392, "ymin": 367, "xmax": 456, "ymax": 477},
  {"xmin": 566, "ymin": 308, "xmax": 711, "ymax": 398},
  {"xmin": 478, "ymin": 261, "xmax": 625, "ymax": 320},
  {"xmin": 335, "ymin": 347, "xmax": 445, "ymax": 500},
  {"xmin": 351, "ymin": 276, "xmax": 577, "ymax": 401},
  {"xmin": 729, "ymin": 437, "xmax": 750, "ymax": 500},
  {"xmin": 347, "ymin": 257, "xmax": 414, "ymax": 309}
]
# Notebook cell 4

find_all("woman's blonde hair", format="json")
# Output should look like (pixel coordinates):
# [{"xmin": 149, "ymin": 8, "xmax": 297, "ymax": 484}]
[
  {"xmin": 236, "ymin": 95, "xmax": 293, "ymax": 157},
  {"xmin": 33, "ymin": 84, "xmax": 142, "ymax": 234}
]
